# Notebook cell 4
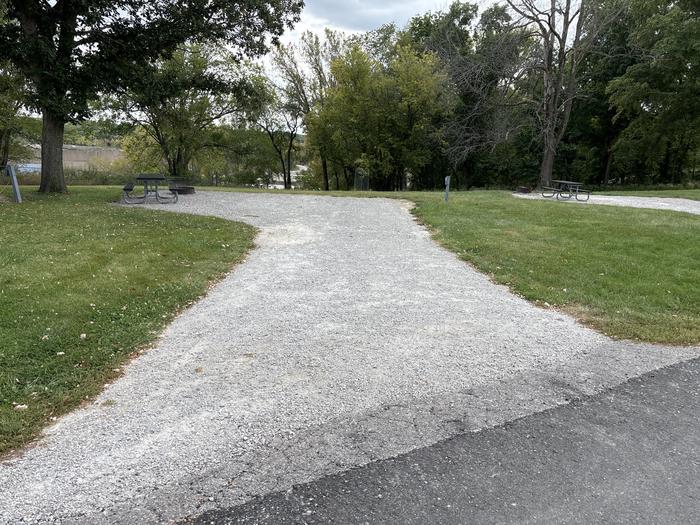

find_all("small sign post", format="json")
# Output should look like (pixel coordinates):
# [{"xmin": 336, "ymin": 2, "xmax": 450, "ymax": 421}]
[
  {"xmin": 5, "ymin": 164, "xmax": 22, "ymax": 203},
  {"xmin": 444, "ymin": 175, "xmax": 451, "ymax": 203},
  {"xmin": 0, "ymin": 164, "xmax": 22, "ymax": 203}
]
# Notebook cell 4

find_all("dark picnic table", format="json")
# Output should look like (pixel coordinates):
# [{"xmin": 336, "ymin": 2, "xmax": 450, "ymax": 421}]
[
  {"xmin": 123, "ymin": 174, "xmax": 178, "ymax": 204},
  {"xmin": 542, "ymin": 179, "xmax": 591, "ymax": 201}
]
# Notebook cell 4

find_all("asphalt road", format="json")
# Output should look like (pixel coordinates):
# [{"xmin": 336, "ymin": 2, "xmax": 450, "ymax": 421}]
[{"xmin": 191, "ymin": 357, "xmax": 700, "ymax": 525}]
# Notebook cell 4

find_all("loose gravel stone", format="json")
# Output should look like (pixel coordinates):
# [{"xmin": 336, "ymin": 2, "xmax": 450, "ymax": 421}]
[
  {"xmin": 513, "ymin": 192, "xmax": 700, "ymax": 215},
  {"xmin": 1, "ymin": 192, "xmax": 698, "ymax": 524}
]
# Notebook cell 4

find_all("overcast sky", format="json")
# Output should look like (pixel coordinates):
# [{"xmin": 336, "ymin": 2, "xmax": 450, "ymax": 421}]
[{"xmin": 281, "ymin": 0, "xmax": 470, "ymax": 41}]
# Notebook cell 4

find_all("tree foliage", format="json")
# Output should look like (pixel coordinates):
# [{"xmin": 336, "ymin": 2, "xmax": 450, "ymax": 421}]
[
  {"xmin": 0, "ymin": 0, "xmax": 303, "ymax": 191},
  {"xmin": 111, "ymin": 44, "xmax": 257, "ymax": 179}
]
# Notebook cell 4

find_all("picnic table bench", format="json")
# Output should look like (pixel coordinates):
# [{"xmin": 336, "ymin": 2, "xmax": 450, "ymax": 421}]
[
  {"xmin": 123, "ymin": 174, "xmax": 178, "ymax": 204},
  {"xmin": 542, "ymin": 180, "xmax": 591, "ymax": 202},
  {"xmin": 167, "ymin": 177, "xmax": 196, "ymax": 195}
]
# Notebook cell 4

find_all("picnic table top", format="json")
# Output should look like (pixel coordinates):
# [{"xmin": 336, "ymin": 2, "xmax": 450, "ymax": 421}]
[
  {"xmin": 552, "ymin": 180, "xmax": 584, "ymax": 186},
  {"xmin": 136, "ymin": 174, "xmax": 167, "ymax": 181}
]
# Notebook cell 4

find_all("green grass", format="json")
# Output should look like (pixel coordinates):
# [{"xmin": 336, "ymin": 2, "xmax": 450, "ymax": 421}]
[
  {"xmin": 406, "ymin": 191, "xmax": 699, "ymax": 345},
  {"xmin": 2, "ymin": 184, "xmax": 698, "ymax": 454},
  {"xmin": 0, "ymin": 186, "xmax": 255, "ymax": 455},
  {"xmin": 600, "ymin": 189, "xmax": 700, "ymax": 201}
]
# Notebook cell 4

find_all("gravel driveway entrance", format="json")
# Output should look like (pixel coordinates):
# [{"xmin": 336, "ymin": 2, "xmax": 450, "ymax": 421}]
[{"xmin": 1, "ymin": 192, "xmax": 698, "ymax": 524}]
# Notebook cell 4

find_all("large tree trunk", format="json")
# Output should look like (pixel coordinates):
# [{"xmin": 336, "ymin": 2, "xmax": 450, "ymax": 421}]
[
  {"xmin": 0, "ymin": 129, "xmax": 10, "ymax": 168},
  {"xmin": 286, "ymin": 147, "xmax": 293, "ymax": 189},
  {"xmin": 173, "ymin": 150, "xmax": 190, "ymax": 179},
  {"xmin": 603, "ymin": 147, "xmax": 613, "ymax": 185},
  {"xmin": 539, "ymin": 145, "xmax": 555, "ymax": 187},
  {"xmin": 321, "ymin": 156, "xmax": 329, "ymax": 191},
  {"xmin": 40, "ymin": 111, "xmax": 67, "ymax": 193}
]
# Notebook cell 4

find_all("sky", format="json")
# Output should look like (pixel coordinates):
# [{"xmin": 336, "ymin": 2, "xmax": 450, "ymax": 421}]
[{"xmin": 282, "ymin": 0, "xmax": 450, "ymax": 41}]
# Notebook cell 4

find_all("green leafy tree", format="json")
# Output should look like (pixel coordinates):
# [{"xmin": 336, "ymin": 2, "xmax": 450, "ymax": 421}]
[
  {"xmin": 122, "ymin": 127, "xmax": 164, "ymax": 173},
  {"xmin": 0, "ymin": 61, "xmax": 24, "ymax": 167},
  {"xmin": 252, "ymin": 78, "xmax": 303, "ymax": 189},
  {"xmin": 0, "ymin": 0, "xmax": 302, "ymax": 192},
  {"xmin": 272, "ymin": 30, "xmax": 348, "ymax": 190},
  {"xmin": 562, "ymin": 4, "xmax": 637, "ymax": 185},
  {"xmin": 112, "ymin": 45, "xmax": 257, "ymax": 180},
  {"xmin": 310, "ymin": 43, "xmax": 450, "ymax": 190},
  {"xmin": 195, "ymin": 126, "xmax": 279, "ymax": 186},
  {"xmin": 0, "ymin": 3, "xmax": 24, "ymax": 168},
  {"xmin": 607, "ymin": 0, "xmax": 700, "ymax": 184}
]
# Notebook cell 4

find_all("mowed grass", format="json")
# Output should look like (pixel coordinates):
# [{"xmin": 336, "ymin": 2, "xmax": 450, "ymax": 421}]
[
  {"xmin": 600, "ymin": 189, "xmax": 700, "ymax": 201},
  {"xmin": 406, "ymin": 191, "xmax": 699, "ymax": 345},
  {"xmin": 0, "ymin": 186, "xmax": 255, "ymax": 455}
]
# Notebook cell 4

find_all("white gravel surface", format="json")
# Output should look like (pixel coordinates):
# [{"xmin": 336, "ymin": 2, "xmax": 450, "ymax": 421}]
[
  {"xmin": 513, "ymin": 192, "xmax": 700, "ymax": 215},
  {"xmin": 2, "ymin": 191, "xmax": 698, "ymax": 524}
]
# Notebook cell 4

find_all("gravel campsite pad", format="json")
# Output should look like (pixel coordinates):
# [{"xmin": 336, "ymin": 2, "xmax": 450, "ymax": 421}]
[
  {"xmin": 513, "ymin": 192, "xmax": 700, "ymax": 215},
  {"xmin": 2, "ymin": 192, "xmax": 699, "ymax": 523}
]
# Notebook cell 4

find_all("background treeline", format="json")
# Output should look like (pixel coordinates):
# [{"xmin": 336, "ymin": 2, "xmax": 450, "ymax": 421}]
[
  {"xmin": 1, "ymin": 1, "xmax": 698, "ymax": 191},
  {"xmin": 294, "ymin": 0, "xmax": 700, "ymax": 190}
]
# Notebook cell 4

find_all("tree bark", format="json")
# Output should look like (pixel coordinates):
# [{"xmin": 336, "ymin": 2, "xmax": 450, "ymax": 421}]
[
  {"xmin": 539, "ymin": 145, "xmax": 555, "ymax": 187},
  {"xmin": 285, "ymin": 147, "xmax": 293, "ymax": 189},
  {"xmin": 321, "ymin": 156, "xmax": 330, "ymax": 191},
  {"xmin": 39, "ymin": 111, "xmax": 67, "ymax": 193},
  {"xmin": 0, "ymin": 129, "xmax": 10, "ymax": 168},
  {"xmin": 603, "ymin": 147, "xmax": 613, "ymax": 185}
]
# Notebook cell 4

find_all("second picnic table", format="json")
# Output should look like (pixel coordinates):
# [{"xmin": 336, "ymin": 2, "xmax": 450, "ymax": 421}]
[
  {"xmin": 542, "ymin": 180, "xmax": 591, "ymax": 201},
  {"xmin": 123, "ymin": 174, "xmax": 178, "ymax": 204}
]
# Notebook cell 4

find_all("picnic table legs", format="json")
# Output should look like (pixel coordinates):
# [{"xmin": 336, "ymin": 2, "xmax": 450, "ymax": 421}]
[
  {"xmin": 540, "ymin": 182, "xmax": 590, "ymax": 202},
  {"xmin": 153, "ymin": 183, "xmax": 178, "ymax": 204},
  {"xmin": 556, "ymin": 186, "xmax": 572, "ymax": 200},
  {"xmin": 123, "ymin": 184, "xmax": 147, "ymax": 204}
]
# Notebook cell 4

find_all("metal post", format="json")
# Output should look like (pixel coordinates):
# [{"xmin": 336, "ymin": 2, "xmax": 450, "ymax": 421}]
[
  {"xmin": 444, "ymin": 175, "xmax": 451, "ymax": 203},
  {"xmin": 6, "ymin": 164, "xmax": 22, "ymax": 203}
]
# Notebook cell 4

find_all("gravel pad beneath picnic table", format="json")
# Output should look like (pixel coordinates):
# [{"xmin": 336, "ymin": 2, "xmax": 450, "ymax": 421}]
[
  {"xmin": 513, "ymin": 192, "xmax": 700, "ymax": 215},
  {"xmin": 2, "ymin": 192, "xmax": 698, "ymax": 524}
]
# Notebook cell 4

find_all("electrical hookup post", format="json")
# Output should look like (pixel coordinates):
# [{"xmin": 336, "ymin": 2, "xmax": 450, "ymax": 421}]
[
  {"xmin": 444, "ymin": 175, "xmax": 451, "ymax": 203},
  {"xmin": 3, "ymin": 164, "xmax": 22, "ymax": 203}
]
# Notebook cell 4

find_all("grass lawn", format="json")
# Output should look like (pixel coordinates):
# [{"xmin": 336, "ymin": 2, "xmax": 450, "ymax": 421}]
[
  {"xmin": 2, "ymin": 185, "xmax": 697, "ymax": 454},
  {"xmin": 406, "ymin": 191, "xmax": 699, "ymax": 345},
  {"xmin": 599, "ymin": 189, "xmax": 700, "ymax": 201},
  {"xmin": 0, "ymin": 186, "xmax": 255, "ymax": 455}
]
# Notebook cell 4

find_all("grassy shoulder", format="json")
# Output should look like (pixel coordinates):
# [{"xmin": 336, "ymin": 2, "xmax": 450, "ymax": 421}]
[
  {"xmin": 0, "ymin": 186, "xmax": 255, "ymax": 455},
  {"xmin": 406, "ymin": 191, "xmax": 699, "ymax": 345}
]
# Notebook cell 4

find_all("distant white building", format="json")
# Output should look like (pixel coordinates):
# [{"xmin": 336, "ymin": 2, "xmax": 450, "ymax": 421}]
[{"xmin": 20, "ymin": 144, "xmax": 124, "ymax": 171}]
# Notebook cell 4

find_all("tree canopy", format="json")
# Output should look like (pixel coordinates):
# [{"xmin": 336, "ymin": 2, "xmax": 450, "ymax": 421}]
[{"xmin": 0, "ymin": 0, "xmax": 303, "ymax": 191}]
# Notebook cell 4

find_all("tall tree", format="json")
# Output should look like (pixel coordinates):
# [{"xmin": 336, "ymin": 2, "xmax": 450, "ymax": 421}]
[
  {"xmin": 0, "ymin": 61, "xmax": 24, "ymax": 168},
  {"xmin": 562, "ymin": 3, "xmax": 636, "ymax": 185},
  {"xmin": 253, "ymin": 79, "xmax": 302, "ymax": 189},
  {"xmin": 0, "ymin": 0, "xmax": 302, "ymax": 192},
  {"xmin": 607, "ymin": 0, "xmax": 700, "ymax": 184},
  {"xmin": 0, "ymin": 2, "xmax": 24, "ymax": 168},
  {"xmin": 112, "ymin": 45, "xmax": 255, "ymax": 180},
  {"xmin": 272, "ymin": 30, "xmax": 347, "ymax": 190},
  {"xmin": 310, "ymin": 43, "xmax": 450, "ymax": 190},
  {"xmin": 506, "ymin": 0, "xmax": 622, "ymax": 186}
]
